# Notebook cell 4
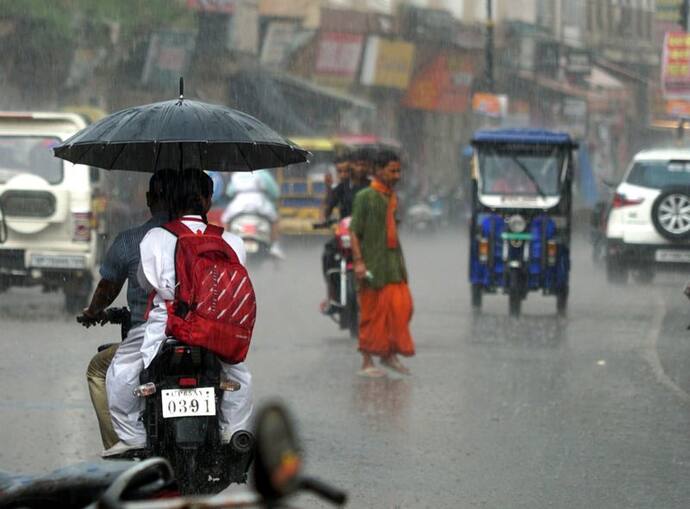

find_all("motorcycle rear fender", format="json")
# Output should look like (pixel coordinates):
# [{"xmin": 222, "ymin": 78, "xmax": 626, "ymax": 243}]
[{"xmin": 172, "ymin": 416, "xmax": 212, "ymax": 447}]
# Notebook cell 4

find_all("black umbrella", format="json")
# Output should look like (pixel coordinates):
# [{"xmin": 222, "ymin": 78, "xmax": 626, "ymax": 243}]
[{"xmin": 53, "ymin": 79, "xmax": 308, "ymax": 172}]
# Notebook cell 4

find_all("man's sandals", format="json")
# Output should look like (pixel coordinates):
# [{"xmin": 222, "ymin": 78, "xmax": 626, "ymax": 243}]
[{"xmin": 380, "ymin": 357, "xmax": 411, "ymax": 375}]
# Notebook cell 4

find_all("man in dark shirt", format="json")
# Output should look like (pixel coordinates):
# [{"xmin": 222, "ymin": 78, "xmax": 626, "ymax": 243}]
[
  {"xmin": 81, "ymin": 170, "xmax": 174, "ymax": 450},
  {"xmin": 320, "ymin": 148, "xmax": 372, "ymax": 314}
]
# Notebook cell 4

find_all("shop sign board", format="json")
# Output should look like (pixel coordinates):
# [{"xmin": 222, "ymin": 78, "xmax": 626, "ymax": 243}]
[
  {"xmin": 472, "ymin": 93, "xmax": 508, "ymax": 118},
  {"xmin": 403, "ymin": 53, "xmax": 474, "ymax": 113},
  {"xmin": 260, "ymin": 21, "xmax": 297, "ymax": 68},
  {"xmin": 314, "ymin": 32, "xmax": 364, "ymax": 80},
  {"xmin": 662, "ymin": 32, "xmax": 690, "ymax": 98},
  {"xmin": 360, "ymin": 36, "xmax": 415, "ymax": 89},
  {"xmin": 656, "ymin": 0, "xmax": 684, "ymax": 25}
]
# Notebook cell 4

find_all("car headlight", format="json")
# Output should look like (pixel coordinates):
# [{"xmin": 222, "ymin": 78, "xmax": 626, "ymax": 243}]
[{"xmin": 507, "ymin": 214, "xmax": 527, "ymax": 233}]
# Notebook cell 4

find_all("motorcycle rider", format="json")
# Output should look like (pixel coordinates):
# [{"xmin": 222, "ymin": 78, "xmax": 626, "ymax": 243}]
[
  {"xmin": 221, "ymin": 169, "xmax": 284, "ymax": 259},
  {"xmin": 80, "ymin": 169, "xmax": 176, "ymax": 451},
  {"xmin": 104, "ymin": 169, "xmax": 252, "ymax": 456},
  {"xmin": 320, "ymin": 148, "xmax": 372, "ymax": 314}
]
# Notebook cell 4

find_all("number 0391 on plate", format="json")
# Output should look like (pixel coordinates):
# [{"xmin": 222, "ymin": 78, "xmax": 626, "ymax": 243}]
[{"xmin": 161, "ymin": 387, "xmax": 216, "ymax": 418}]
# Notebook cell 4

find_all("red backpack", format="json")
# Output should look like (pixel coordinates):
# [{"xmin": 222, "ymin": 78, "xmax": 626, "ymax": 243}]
[{"xmin": 162, "ymin": 219, "xmax": 256, "ymax": 364}]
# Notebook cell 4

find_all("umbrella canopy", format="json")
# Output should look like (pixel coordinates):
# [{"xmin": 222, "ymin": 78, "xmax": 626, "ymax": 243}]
[{"xmin": 53, "ymin": 97, "xmax": 309, "ymax": 172}]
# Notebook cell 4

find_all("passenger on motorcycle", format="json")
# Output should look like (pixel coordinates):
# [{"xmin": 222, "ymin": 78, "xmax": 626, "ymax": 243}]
[
  {"xmin": 104, "ymin": 169, "xmax": 253, "ymax": 457},
  {"xmin": 220, "ymin": 169, "xmax": 284, "ymax": 259},
  {"xmin": 80, "ymin": 169, "xmax": 176, "ymax": 451},
  {"xmin": 320, "ymin": 149, "xmax": 371, "ymax": 314}
]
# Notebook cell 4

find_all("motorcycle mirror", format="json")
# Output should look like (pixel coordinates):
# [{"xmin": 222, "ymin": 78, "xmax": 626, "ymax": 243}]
[{"xmin": 252, "ymin": 401, "xmax": 303, "ymax": 501}]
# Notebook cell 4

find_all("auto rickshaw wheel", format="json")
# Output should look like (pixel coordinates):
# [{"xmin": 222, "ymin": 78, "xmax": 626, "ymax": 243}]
[
  {"xmin": 471, "ymin": 284, "xmax": 482, "ymax": 309},
  {"xmin": 508, "ymin": 269, "xmax": 522, "ymax": 317},
  {"xmin": 556, "ymin": 286, "xmax": 568, "ymax": 316}
]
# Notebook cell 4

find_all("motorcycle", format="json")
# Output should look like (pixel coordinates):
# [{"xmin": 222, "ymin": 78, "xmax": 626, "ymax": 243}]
[
  {"xmin": 225, "ymin": 213, "xmax": 273, "ymax": 265},
  {"xmin": 0, "ymin": 401, "xmax": 347, "ymax": 508},
  {"xmin": 315, "ymin": 218, "xmax": 359, "ymax": 339},
  {"xmin": 77, "ymin": 308, "xmax": 254, "ymax": 495}
]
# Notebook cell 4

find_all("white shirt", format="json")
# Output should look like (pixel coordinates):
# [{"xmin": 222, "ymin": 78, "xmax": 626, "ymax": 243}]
[{"xmin": 137, "ymin": 216, "xmax": 246, "ymax": 366}]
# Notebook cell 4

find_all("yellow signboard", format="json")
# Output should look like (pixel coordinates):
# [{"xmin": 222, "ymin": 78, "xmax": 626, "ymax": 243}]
[{"xmin": 360, "ymin": 37, "xmax": 415, "ymax": 90}]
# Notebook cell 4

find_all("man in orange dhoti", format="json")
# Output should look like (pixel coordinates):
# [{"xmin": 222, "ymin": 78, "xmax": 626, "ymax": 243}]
[{"xmin": 349, "ymin": 149, "xmax": 415, "ymax": 377}]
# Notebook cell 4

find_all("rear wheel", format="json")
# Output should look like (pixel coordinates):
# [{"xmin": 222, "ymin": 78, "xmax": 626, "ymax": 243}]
[
  {"xmin": 633, "ymin": 267, "xmax": 654, "ymax": 285},
  {"xmin": 651, "ymin": 188, "xmax": 690, "ymax": 242},
  {"xmin": 508, "ymin": 269, "xmax": 522, "ymax": 317},
  {"xmin": 346, "ymin": 273, "xmax": 359, "ymax": 339},
  {"xmin": 471, "ymin": 284, "xmax": 482, "ymax": 310},
  {"xmin": 605, "ymin": 255, "xmax": 628, "ymax": 285},
  {"xmin": 556, "ymin": 286, "xmax": 568, "ymax": 316}
]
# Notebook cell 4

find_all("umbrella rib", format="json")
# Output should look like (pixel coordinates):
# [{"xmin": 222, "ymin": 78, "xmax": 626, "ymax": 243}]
[
  {"xmin": 236, "ymin": 143, "xmax": 254, "ymax": 172},
  {"xmin": 152, "ymin": 142, "xmax": 162, "ymax": 173},
  {"xmin": 108, "ymin": 142, "xmax": 129, "ymax": 170}
]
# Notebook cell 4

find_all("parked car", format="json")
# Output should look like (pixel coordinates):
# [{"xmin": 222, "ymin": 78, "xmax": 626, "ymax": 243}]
[
  {"xmin": 0, "ymin": 112, "xmax": 104, "ymax": 311},
  {"xmin": 605, "ymin": 148, "xmax": 690, "ymax": 284}
]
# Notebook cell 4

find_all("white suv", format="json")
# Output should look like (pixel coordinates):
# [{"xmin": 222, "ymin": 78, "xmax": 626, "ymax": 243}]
[
  {"xmin": 606, "ymin": 148, "xmax": 690, "ymax": 284},
  {"xmin": 0, "ymin": 112, "xmax": 102, "ymax": 311}
]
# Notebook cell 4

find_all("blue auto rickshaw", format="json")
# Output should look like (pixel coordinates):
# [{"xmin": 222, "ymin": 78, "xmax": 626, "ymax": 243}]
[{"xmin": 468, "ymin": 129, "xmax": 578, "ymax": 316}]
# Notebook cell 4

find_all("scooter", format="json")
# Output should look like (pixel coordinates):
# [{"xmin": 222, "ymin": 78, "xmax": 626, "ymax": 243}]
[
  {"xmin": 78, "ymin": 308, "xmax": 254, "ymax": 495},
  {"xmin": 315, "ymin": 218, "xmax": 359, "ymax": 339},
  {"xmin": 226, "ymin": 213, "xmax": 273, "ymax": 265},
  {"xmin": 0, "ymin": 402, "xmax": 346, "ymax": 508}
]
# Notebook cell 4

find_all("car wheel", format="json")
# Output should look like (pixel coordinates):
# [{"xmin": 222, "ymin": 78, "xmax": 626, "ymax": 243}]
[
  {"xmin": 651, "ymin": 187, "xmax": 690, "ymax": 242},
  {"xmin": 556, "ymin": 286, "xmax": 568, "ymax": 316},
  {"xmin": 605, "ymin": 255, "xmax": 628, "ymax": 285}
]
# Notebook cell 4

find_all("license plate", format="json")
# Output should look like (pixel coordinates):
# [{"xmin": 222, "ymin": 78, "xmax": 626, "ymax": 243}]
[
  {"xmin": 244, "ymin": 240, "xmax": 259, "ymax": 253},
  {"xmin": 161, "ymin": 387, "xmax": 216, "ymax": 418},
  {"xmin": 655, "ymin": 249, "xmax": 690, "ymax": 263},
  {"xmin": 30, "ymin": 254, "xmax": 86, "ymax": 269}
]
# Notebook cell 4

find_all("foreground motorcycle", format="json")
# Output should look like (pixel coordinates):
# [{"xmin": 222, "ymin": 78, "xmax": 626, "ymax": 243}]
[
  {"xmin": 78, "ymin": 308, "xmax": 254, "ymax": 495},
  {"xmin": 315, "ymin": 218, "xmax": 358, "ymax": 339},
  {"xmin": 226, "ymin": 213, "xmax": 273, "ymax": 265},
  {"xmin": 0, "ymin": 402, "xmax": 347, "ymax": 508}
]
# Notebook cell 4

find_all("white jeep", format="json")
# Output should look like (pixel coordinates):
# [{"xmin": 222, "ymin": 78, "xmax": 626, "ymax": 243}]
[
  {"xmin": 0, "ymin": 112, "xmax": 102, "ymax": 311},
  {"xmin": 605, "ymin": 148, "xmax": 690, "ymax": 284}
]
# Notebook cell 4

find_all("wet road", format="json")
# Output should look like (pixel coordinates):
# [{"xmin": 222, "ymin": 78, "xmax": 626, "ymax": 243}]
[{"xmin": 2, "ymin": 229, "xmax": 690, "ymax": 508}]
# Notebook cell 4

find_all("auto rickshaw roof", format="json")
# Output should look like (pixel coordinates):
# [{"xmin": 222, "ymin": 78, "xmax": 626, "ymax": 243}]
[{"xmin": 471, "ymin": 129, "xmax": 577, "ymax": 148}]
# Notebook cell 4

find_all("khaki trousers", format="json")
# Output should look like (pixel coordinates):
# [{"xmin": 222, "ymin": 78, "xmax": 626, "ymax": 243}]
[{"xmin": 86, "ymin": 343, "xmax": 119, "ymax": 449}]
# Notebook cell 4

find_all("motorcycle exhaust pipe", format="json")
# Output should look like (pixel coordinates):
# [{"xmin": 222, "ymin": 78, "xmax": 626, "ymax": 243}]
[{"xmin": 229, "ymin": 430, "xmax": 255, "ymax": 454}]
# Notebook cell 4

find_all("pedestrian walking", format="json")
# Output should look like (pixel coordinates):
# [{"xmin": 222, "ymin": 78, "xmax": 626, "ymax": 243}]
[{"xmin": 349, "ymin": 149, "xmax": 414, "ymax": 377}]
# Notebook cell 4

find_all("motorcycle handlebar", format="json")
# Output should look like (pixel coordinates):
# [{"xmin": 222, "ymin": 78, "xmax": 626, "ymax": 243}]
[
  {"xmin": 313, "ymin": 219, "xmax": 337, "ymax": 229},
  {"xmin": 299, "ymin": 477, "xmax": 347, "ymax": 506},
  {"xmin": 77, "ymin": 307, "xmax": 131, "ymax": 328}
]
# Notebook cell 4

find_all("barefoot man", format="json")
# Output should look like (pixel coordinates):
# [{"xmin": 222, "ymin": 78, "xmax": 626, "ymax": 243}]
[{"xmin": 350, "ymin": 149, "xmax": 415, "ymax": 377}]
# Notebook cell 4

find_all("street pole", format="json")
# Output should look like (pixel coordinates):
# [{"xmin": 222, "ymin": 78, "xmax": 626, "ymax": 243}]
[{"xmin": 485, "ymin": 0, "xmax": 494, "ymax": 93}]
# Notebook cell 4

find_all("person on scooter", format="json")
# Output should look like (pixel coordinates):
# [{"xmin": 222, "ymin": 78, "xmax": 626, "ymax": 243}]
[
  {"xmin": 220, "ymin": 169, "xmax": 284, "ymax": 259},
  {"xmin": 104, "ymin": 169, "xmax": 253, "ymax": 456},
  {"xmin": 320, "ymin": 149, "xmax": 371, "ymax": 314},
  {"xmin": 80, "ymin": 169, "xmax": 176, "ymax": 451}
]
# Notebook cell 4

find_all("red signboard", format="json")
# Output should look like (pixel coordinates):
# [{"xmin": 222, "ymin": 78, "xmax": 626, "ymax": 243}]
[
  {"xmin": 662, "ymin": 32, "xmax": 690, "ymax": 98},
  {"xmin": 403, "ymin": 53, "xmax": 475, "ymax": 113},
  {"xmin": 314, "ymin": 32, "xmax": 364, "ymax": 79}
]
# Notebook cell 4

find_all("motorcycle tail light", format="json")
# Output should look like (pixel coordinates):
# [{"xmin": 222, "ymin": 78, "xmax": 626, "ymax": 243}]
[
  {"xmin": 174, "ymin": 346, "xmax": 187, "ymax": 355},
  {"xmin": 134, "ymin": 382, "xmax": 157, "ymax": 397},
  {"xmin": 478, "ymin": 238, "xmax": 489, "ymax": 263},
  {"xmin": 178, "ymin": 377, "xmax": 197, "ymax": 388},
  {"xmin": 72, "ymin": 212, "xmax": 92, "ymax": 242},
  {"xmin": 220, "ymin": 378, "xmax": 242, "ymax": 392},
  {"xmin": 547, "ymin": 241, "xmax": 557, "ymax": 265}
]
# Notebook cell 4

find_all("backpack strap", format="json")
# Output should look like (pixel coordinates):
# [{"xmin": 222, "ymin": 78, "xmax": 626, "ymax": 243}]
[
  {"xmin": 162, "ymin": 219, "xmax": 190, "ymax": 237},
  {"xmin": 203, "ymin": 224, "xmax": 224, "ymax": 237}
]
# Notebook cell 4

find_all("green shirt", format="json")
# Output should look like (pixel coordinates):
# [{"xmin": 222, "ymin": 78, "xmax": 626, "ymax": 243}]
[{"xmin": 350, "ymin": 187, "xmax": 407, "ymax": 290}]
